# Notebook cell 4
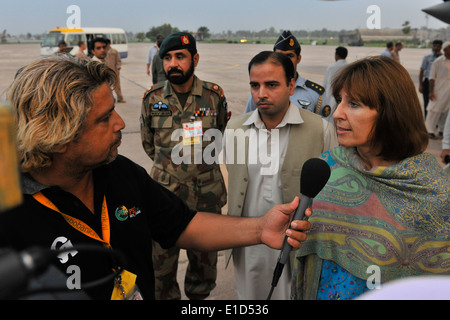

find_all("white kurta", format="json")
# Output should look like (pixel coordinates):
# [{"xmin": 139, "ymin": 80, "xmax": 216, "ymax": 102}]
[
  {"xmin": 232, "ymin": 105, "xmax": 297, "ymax": 300},
  {"xmin": 228, "ymin": 104, "xmax": 338, "ymax": 300},
  {"xmin": 427, "ymin": 55, "xmax": 450, "ymax": 113}
]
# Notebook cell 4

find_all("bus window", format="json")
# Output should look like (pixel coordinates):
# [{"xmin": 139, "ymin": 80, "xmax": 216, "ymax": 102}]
[
  {"xmin": 41, "ymin": 28, "xmax": 128, "ymax": 58},
  {"xmin": 41, "ymin": 33, "xmax": 65, "ymax": 47},
  {"xmin": 66, "ymin": 34, "xmax": 85, "ymax": 46},
  {"xmin": 112, "ymin": 33, "xmax": 127, "ymax": 44}
]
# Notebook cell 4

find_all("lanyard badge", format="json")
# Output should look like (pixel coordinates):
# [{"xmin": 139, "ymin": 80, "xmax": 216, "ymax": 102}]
[
  {"xmin": 32, "ymin": 192, "xmax": 143, "ymax": 300},
  {"xmin": 112, "ymin": 270, "xmax": 143, "ymax": 300}
]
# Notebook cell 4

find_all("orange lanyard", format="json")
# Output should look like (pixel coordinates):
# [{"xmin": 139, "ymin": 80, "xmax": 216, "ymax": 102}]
[{"xmin": 33, "ymin": 192, "xmax": 111, "ymax": 248}]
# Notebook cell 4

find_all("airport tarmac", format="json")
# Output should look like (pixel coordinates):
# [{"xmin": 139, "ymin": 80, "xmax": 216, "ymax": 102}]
[{"xmin": 0, "ymin": 42, "xmax": 445, "ymax": 300}]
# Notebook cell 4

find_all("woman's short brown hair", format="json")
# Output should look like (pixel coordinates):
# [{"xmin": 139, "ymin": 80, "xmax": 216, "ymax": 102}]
[{"xmin": 332, "ymin": 56, "xmax": 428, "ymax": 161}]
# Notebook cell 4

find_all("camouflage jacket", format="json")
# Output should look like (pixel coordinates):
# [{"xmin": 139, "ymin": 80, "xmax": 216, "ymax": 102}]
[{"xmin": 140, "ymin": 76, "xmax": 228, "ymax": 211}]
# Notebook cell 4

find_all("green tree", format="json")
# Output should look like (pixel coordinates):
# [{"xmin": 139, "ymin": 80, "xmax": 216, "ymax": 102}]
[
  {"xmin": 402, "ymin": 21, "xmax": 411, "ymax": 35},
  {"xmin": 136, "ymin": 32, "xmax": 145, "ymax": 42},
  {"xmin": 146, "ymin": 24, "xmax": 180, "ymax": 40},
  {"xmin": 197, "ymin": 26, "xmax": 210, "ymax": 40}
]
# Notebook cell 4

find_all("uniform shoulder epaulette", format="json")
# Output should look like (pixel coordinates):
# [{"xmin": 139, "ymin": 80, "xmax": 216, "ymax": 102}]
[
  {"xmin": 203, "ymin": 81, "xmax": 225, "ymax": 98},
  {"xmin": 142, "ymin": 81, "xmax": 165, "ymax": 100},
  {"xmin": 305, "ymin": 80, "xmax": 325, "ymax": 96}
]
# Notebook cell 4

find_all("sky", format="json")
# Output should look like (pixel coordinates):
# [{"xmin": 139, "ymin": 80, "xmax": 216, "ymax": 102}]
[{"xmin": 1, "ymin": 0, "xmax": 448, "ymax": 35}]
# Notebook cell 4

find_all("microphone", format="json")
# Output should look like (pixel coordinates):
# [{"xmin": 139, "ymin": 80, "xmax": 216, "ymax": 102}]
[
  {"xmin": 0, "ymin": 245, "xmax": 127, "ymax": 299},
  {"xmin": 267, "ymin": 157, "xmax": 331, "ymax": 300},
  {"xmin": 0, "ymin": 247, "xmax": 53, "ymax": 299}
]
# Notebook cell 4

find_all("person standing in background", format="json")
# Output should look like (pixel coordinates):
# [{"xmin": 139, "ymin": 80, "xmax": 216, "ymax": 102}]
[
  {"xmin": 419, "ymin": 40, "xmax": 443, "ymax": 117},
  {"xmin": 425, "ymin": 41, "xmax": 450, "ymax": 139},
  {"xmin": 380, "ymin": 41, "xmax": 394, "ymax": 58},
  {"xmin": 151, "ymin": 37, "xmax": 167, "ymax": 84},
  {"xmin": 105, "ymin": 38, "xmax": 125, "ymax": 103},
  {"xmin": 75, "ymin": 41, "xmax": 88, "ymax": 60},
  {"xmin": 391, "ymin": 41, "xmax": 403, "ymax": 63},
  {"xmin": 147, "ymin": 34, "xmax": 164, "ymax": 80},
  {"xmin": 90, "ymin": 37, "xmax": 108, "ymax": 63},
  {"xmin": 141, "ymin": 32, "xmax": 228, "ymax": 300},
  {"xmin": 323, "ymin": 46, "xmax": 348, "ymax": 117}
]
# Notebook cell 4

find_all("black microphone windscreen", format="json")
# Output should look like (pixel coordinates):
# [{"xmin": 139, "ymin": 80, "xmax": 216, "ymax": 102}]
[{"xmin": 300, "ymin": 158, "xmax": 331, "ymax": 198}]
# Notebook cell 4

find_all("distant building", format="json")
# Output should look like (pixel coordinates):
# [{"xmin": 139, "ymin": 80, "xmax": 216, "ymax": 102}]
[
  {"xmin": 358, "ymin": 28, "xmax": 416, "ymax": 41},
  {"xmin": 339, "ymin": 30, "xmax": 363, "ymax": 46},
  {"xmin": 338, "ymin": 28, "xmax": 443, "ymax": 46}
]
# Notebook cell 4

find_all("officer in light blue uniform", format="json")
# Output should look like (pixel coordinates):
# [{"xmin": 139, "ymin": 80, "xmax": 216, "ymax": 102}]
[{"xmin": 244, "ymin": 31, "xmax": 331, "ymax": 119}]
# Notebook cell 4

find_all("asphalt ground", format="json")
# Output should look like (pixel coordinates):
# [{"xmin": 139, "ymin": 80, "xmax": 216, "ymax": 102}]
[{"xmin": 0, "ymin": 42, "xmax": 445, "ymax": 300}]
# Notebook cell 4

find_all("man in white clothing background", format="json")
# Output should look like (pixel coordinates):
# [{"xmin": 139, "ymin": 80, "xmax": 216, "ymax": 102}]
[
  {"xmin": 322, "ymin": 46, "xmax": 348, "ymax": 117},
  {"xmin": 425, "ymin": 41, "xmax": 450, "ymax": 140}
]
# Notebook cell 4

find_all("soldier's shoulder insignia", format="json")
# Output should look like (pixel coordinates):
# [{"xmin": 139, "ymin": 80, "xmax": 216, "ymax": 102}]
[
  {"xmin": 142, "ymin": 86, "xmax": 153, "ymax": 99},
  {"xmin": 143, "ymin": 82, "xmax": 165, "ymax": 100},
  {"xmin": 204, "ymin": 81, "xmax": 224, "ymax": 96},
  {"xmin": 305, "ymin": 80, "xmax": 325, "ymax": 96}
]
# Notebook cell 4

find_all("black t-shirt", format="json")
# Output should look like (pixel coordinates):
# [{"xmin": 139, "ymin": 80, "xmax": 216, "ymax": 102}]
[{"xmin": 0, "ymin": 155, "xmax": 197, "ymax": 300}]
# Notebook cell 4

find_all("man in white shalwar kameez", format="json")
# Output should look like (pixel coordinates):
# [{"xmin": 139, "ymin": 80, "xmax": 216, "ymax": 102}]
[
  {"xmin": 425, "ymin": 41, "xmax": 450, "ymax": 138},
  {"xmin": 224, "ymin": 51, "xmax": 337, "ymax": 300}
]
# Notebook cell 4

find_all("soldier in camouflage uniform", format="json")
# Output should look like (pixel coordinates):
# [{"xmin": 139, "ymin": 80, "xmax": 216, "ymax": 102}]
[{"xmin": 140, "ymin": 32, "xmax": 228, "ymax": 300}]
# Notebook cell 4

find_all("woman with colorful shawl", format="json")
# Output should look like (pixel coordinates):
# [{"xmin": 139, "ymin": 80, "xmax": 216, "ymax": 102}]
[{"xmin": 292, "ymin": 56, "xmax": 450, "ymax": 300}]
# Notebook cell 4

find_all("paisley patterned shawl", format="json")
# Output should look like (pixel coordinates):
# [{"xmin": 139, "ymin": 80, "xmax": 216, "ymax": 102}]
[{"xmin": 297, "ymin": 146, "xmax": 450, "ymax": 282}]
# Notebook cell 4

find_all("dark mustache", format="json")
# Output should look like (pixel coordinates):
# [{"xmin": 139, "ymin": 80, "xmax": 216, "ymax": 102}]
[
  {"xmin": 168, "ymin": 68, "xmax": 184, "ymax": 76},
  {"xmin": 256, "ymin": 99, "xmax": 273, "ymax": 106}
]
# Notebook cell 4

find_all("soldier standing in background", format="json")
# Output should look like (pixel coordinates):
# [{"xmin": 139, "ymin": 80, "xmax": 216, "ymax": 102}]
[
  {"xmin": 140, "ymin": 32, "xmax": 228, "ymax": 300},
  {"xmin": 105, "ymin": 38, "xmax": 125, "ymax": 103}
]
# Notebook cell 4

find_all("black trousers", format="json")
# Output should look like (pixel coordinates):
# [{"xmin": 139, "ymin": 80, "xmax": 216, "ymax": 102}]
[{"xmin": 422, "ymin": 78, "xmax": 430, "ymax": 117}]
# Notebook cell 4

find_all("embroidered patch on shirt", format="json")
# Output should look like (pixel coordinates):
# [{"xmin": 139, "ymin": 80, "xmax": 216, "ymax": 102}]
[{"xmin": 115, "ymin": 206, "xmax": 141, "ymax": 221}]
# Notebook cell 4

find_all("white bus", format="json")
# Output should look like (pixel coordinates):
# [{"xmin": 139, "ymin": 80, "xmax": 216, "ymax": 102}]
[{"xmin": 41, "ymin": 27, "xmax": 128, "ymax": 59}]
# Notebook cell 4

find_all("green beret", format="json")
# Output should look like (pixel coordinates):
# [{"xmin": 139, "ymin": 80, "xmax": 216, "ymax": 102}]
[
  {"xmin": 274, "ymin": 30, "xmax": 301, "ymax": 52},
  {"xmin": 159, "ymin": 32, "xmax": 197, "ymax": 58}
]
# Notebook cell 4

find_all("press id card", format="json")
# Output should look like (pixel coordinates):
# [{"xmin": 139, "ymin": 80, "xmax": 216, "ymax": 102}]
[
  {"xmin": 183, "ymin": 121, "xmax": 203, "ymax": 138},
  {"xmin": 183, "ymin": 121, "xmax": 203, "ymax": 145}
]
